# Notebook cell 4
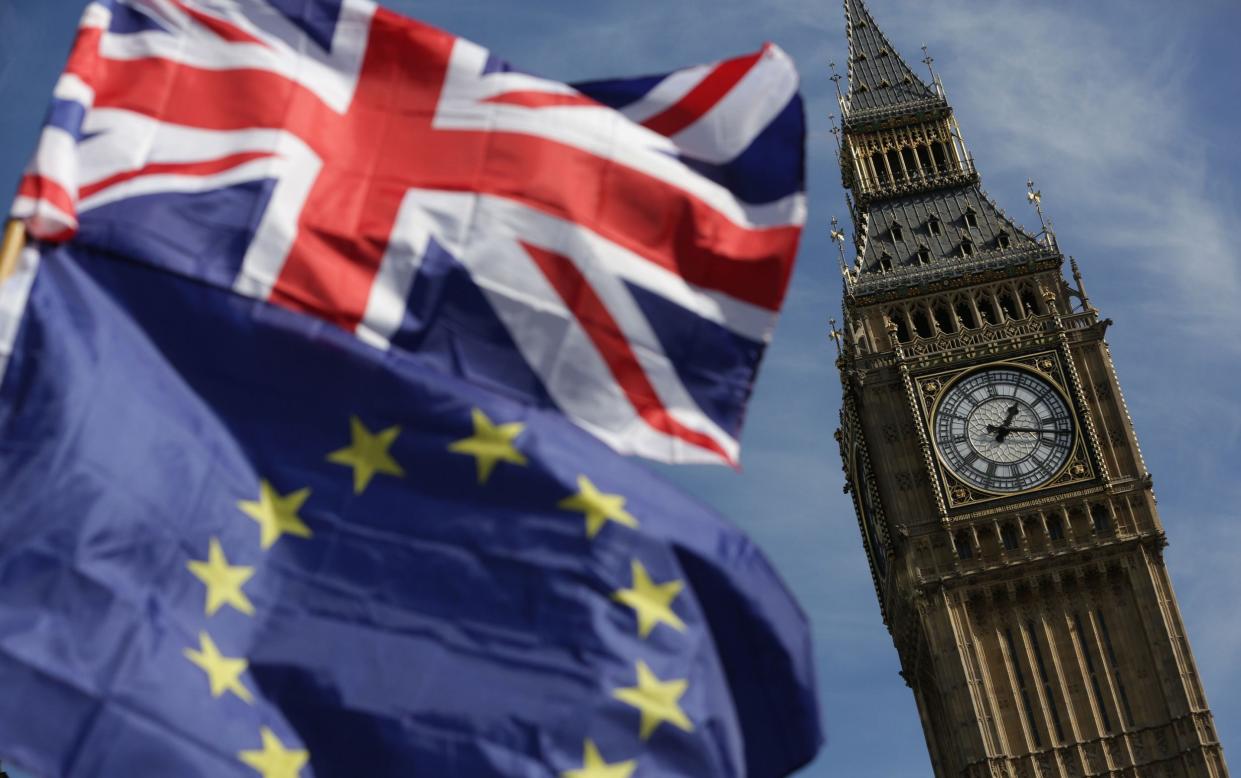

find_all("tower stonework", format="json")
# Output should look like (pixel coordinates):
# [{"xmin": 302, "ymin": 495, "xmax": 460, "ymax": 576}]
[{"xmin": 831, "ymin": 2, "xmax": 1229, "ymax": 776}]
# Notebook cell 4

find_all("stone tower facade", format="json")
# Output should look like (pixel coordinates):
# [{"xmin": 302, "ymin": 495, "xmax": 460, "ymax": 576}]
[{"xmin": 831, "ymin": 2, "xmax": 1229, "ymax": 776}]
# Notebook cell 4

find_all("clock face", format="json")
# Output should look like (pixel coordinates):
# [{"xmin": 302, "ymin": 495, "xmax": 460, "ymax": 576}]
[
  {"xmin": 932, "ymin": 366, "xmax": 1075, "ymax": 493},
  {"xmin": 853, "ymin": 449, "xmax": 887, "ymax": 578}
]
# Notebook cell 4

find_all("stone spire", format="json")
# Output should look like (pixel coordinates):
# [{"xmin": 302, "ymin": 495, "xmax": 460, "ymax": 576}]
[
  {"xmin": 842, "ymin": 0, "xmax": 945, "ymax": 121},
  {"xmin": 836, "ymin": 0, "xmax": 1051, "ymax": 293}
]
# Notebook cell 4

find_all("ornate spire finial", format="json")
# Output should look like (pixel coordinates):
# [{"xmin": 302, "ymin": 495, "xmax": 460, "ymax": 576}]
[
  {"xmin": 1026, "ymin": 178, "xmax": 1058, "ymax": 250},
  {"xmin": 830, "ymin": 216, "xmax": 850, "ymax": 278},
  {"xmin": 828, "ymin": 317, "xmax": 843, "ymax": 356},
  {"xmin": 920, "ymin": 45, "xmax": 942, "ymax": 97},
  {"xmin": 829, "ymin": 114, "xmax": 842, "ymax": 163},
  {"xmin": 829, "ymin": 61, "xmax": 844, "ymax": 109},
  {"xmin": 1069, "ymin": 256, "xmax": 1094, "ymax": 313}
]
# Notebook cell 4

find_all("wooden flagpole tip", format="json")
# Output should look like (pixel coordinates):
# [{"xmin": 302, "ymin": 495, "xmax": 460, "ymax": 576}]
[{"xmin": 0, "ymin": 220, "xmax": 26, "ymax": 284}]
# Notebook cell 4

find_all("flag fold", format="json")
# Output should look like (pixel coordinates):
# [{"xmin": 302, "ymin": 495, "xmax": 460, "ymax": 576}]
[
  {"xmin": 11, "ymin": 0, "xmax": 807, "ymax": 466},
  {"xmin": 0, "ymin": 242, "xmax": 820, "ymax": 776}
]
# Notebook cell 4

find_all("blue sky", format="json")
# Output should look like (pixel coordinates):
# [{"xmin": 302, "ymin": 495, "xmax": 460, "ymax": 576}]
[{"xmin": 2, "ymin": 1, "xmax": 1239, "ymax": 775}]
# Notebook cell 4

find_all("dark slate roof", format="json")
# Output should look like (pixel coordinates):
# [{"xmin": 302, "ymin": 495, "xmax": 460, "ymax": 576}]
[
  {"xmin": 838, "ymin": 0, "xmax": 1059, "ymax": 297},
  {"xmin": 843, "ymin": 0, "xmax": 945, "ymax": 119},
  {"xmin": 855, "ymin": 186, "xmax": 1043, "ymax": 277}
]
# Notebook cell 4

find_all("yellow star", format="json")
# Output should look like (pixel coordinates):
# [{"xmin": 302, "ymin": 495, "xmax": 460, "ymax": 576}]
[
  {"xmin": 612, "ymin": 660, "xmax": 693, "ymax": 740},
  {"xmin": 184, "ymin": 631, "xmax": 253, "ymax": 704},
  {"xmin": 326, "ymin": 416, "xmax": 404, "ymax": 494},
  {"xmin": 239, "ymin": 727, "xmax": 308, "ymax": 778},
  {"xmin": 187, "ymin": 538, "xmax": 255, "ymax": 616},
  {"xmin": 558, "ymin": 475, "xmax": 638, "ymax": 539},
  {"xmin": 613, "ymin": 560, "xmax": 686, "ymax": 638},
  {"xmin": 448, "ymin": 408, "xmax": 527, "ymax": 484},
  {"xmin": 561, "ymin": 739, "xmax": 636, "ymax": 778},
  {"xmin": 238, "ymin": 480, "xmax": 312, "ymax": 550}
]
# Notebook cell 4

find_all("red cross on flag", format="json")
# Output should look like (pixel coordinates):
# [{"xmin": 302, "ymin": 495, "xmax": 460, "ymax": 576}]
[{"xmin": 13, "ymin": 0, "xmax": 807, "ymax": 466}]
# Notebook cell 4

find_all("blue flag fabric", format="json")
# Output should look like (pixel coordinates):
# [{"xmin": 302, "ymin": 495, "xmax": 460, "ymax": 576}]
[{"xmin": 0, "ymin": 245, "xmax": 820, "ymax": 777}]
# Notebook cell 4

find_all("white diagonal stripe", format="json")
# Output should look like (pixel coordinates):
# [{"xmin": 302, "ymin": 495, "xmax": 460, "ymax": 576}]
[
  {"xmin": 671, "ymin": 44, "xmax": 800, "ymax": 164},
  {"xmin": 0, "ymin": 246, "xmax": 41, "ymax": 390},
  {"xmin": 395, "ymin": 188, "xmax": 740, "ymax": 464}
]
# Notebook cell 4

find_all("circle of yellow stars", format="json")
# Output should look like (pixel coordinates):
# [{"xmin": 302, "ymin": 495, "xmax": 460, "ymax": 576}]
[{"xmin": 178, "ymin": 407, "xmax": 693, "ymax": 776}]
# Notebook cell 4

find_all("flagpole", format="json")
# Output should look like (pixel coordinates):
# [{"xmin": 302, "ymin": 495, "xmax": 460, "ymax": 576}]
[{"xmin": 0, "ymin": 220, "xmax": 26, "ymax": 283}]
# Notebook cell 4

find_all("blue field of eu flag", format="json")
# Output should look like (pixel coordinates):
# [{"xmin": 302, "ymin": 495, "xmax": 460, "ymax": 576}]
[{"xmin": 0, "ymin": 244, "xmax": 821, "ymax": 777}]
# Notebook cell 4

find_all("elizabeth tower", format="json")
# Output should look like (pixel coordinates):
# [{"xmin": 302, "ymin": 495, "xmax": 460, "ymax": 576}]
[{"xmin": 831, "ymin": 2, "xmax": 1229, "ymax": 776}]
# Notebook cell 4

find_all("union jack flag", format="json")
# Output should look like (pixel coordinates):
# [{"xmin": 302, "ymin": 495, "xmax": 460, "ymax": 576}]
[{"xmin": 13, "ymin": 0, "xmax": 806, "ymax": 466}]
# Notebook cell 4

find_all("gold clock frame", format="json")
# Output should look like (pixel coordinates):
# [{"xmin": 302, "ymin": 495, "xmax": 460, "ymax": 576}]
[{"xmin": 914, "ymin": 351, "xmax": 1097, "ymax": 510}]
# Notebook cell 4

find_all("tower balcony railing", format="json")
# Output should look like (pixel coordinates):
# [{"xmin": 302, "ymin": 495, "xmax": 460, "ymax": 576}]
[
  {"xmin": 854, "ymin": 158, "xmax": 980, "ymax": 204},
  {"xmin": 848, "ymin": 307, "xmax": 1102, "ymax": 373},
  {"xmin": 1061, "ymin": 310, "xmax": 1099, "ymax": 331}
]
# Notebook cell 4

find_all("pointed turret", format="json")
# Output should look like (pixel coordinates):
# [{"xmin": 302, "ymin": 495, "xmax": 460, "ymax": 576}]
[
  {"xmin": 837, "ymin": 0, "xmax": 1053, "ymax": 297},
  {"xmin": 842, "ymin": 0, "xmax": 943, "ymax": 119}
]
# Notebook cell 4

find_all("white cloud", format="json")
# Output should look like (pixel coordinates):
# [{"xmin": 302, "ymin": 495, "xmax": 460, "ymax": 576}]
[{"xmin": 879, "ymin": 0, "xmax": 1240, "ymax": 349}]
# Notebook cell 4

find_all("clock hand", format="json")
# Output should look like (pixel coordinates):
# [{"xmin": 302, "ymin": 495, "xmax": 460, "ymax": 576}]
[
  {"xmin": 991, "ymin": 402, "xmax": 1020, "ymax": 443},
  {"xmin": 1004, "ymin": 427, "xmax": 1069, "ymax": 434},
  {"xmin": 983, "ymin": 424, "xmax": 1010, "ymax": 442}
]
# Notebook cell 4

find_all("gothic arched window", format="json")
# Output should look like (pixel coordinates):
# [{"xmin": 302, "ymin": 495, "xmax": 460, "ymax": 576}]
[
  {"xmin": 1091, "ymin": 504, "xmax": 1112, "ymax": 533},
  {"xmin": 901, "ymin": 147, "xmax": 919, "ymax": 177},
  {"xmin": 975, "ymin": 293, "xmax": 997, "ymax": 324},
  {"xmin": 1001, "ymin": 523, "xmax": 1019, "ymax": 551},
  {"xmin": 912, "ymin": 308, "xmax": 933, "ymax": 339},
  {"xmin": 932, "ymin": 303, "xmax": 954, "ymax": 334},
  {"xmin": 871, "ymin": 152, "xmax": 887, "ymax": 183},
  {"xmin": 887, "ymin": 309, "xmax": 910, "ymax": 343},
  {"xmin": 999, "ymin": 291, "xmax": 1019, "ymax": 320},
  {"xmin": 954, "ymin": 531, "xmax": 973, "ymax": 560},
  {"xmin": 1019, "ymin": 285, "xmax": 1042, "ymax": 316},
  {"xmin": 954, "ymin": 299, "xmax": 977, "ymax": 329}
]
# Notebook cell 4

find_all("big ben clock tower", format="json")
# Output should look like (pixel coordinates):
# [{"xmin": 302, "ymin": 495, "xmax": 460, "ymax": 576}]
[{"xmin": 832, "ymin": 1, "xmax": 1230, "ymax": 776}]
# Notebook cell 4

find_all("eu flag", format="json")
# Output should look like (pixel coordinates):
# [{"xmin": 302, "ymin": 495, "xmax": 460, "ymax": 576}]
[{"xmin": 0, "ymin": 242, "xmax": 820, "ymax": 776}]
